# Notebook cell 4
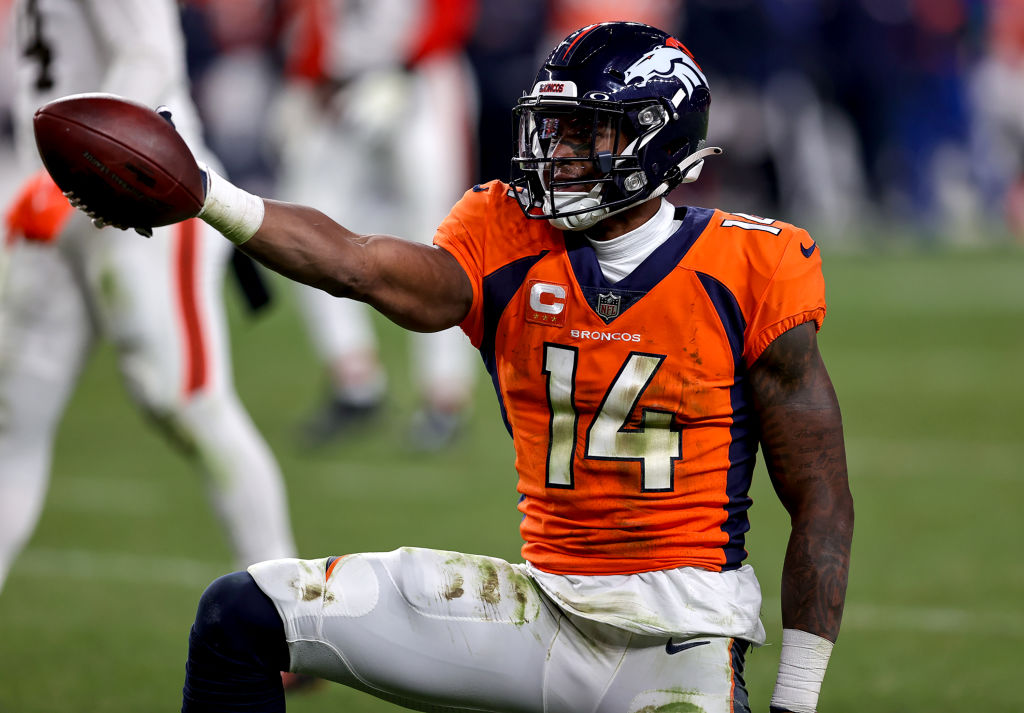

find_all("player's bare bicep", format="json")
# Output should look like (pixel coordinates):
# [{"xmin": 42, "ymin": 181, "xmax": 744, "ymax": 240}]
[
  {"xmin": 748, "ymin": 321, "xmax": 846, "ymax": 501},
  {"xmin": 749, "ymin": 322, "xmax": 831, "ymax": 408}
]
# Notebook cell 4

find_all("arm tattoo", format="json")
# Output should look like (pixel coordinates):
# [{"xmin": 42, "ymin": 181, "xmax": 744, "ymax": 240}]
[{"xmin": 750, "ymin": 322, "xmax": 854, "ymax": 641}]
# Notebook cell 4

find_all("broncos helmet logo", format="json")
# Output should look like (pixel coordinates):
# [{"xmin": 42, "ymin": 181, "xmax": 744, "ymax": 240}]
[{"xmin": 622, "ymin": 42, "xmax": 708, "ymax": 101}]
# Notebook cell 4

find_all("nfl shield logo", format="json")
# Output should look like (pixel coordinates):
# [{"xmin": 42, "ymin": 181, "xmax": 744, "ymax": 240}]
[{"xmin": 597, "ymin": 291, "xmax": 621, "ymax": 321}]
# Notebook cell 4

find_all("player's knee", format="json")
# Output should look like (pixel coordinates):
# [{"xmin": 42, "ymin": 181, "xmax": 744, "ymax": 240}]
[
  {"xmin": 190, "ymin": 571, "xmax": 289, "ymax": 672},
  {"xmin": 137, "ymin": 390, "xmax": 225, "ymax": 456}
]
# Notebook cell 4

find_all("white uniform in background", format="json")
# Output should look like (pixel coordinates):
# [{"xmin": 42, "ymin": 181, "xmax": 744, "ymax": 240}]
[
  {"xmin": 274, "ymin": 0, "xmax": 480, "ymax": 449},
  {"xmin": 0, "ymin": 0, "xmax": 297, "ymax": 594},
  {"xmin": 0, "ymin": 0, "xmax": 19, "ymax": 207}
]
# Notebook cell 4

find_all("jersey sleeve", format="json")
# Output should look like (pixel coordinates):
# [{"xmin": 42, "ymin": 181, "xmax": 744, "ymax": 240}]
[
  {"xmin": 743, "ymin": 226, "xmax": 826, "ymax": 365},
  {"xmin": 433, "ymin": 184, "xmax": 496, "ymax": 348}
]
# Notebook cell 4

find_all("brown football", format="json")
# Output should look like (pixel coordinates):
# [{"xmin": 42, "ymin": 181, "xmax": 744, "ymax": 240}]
[{"xmin": 33, "ymin": 93, "xmax": 204, "ymax": 230}]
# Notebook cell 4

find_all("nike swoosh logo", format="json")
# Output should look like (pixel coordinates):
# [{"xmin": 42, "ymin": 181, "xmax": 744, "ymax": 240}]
[
  {"xmin": 800, "ymin": 241, "xmax": 818, "ymax": 258},
  {"xmin": 665, "ymin": 638, "xmax": 710, "ymax": 655},
  {"xmin": 472, "ymin": 184, "xmax": 487, "ymax": 192}
]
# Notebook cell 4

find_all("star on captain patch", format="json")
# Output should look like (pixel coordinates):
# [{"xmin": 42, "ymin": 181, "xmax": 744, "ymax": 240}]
[{"xmin": 597, "ymin": 291, "xmax": 621, "ymax": 322}]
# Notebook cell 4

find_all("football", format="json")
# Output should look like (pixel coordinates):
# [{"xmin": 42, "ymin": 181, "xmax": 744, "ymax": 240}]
[{"xmin": 33, "ymin": 93, "xmax": 204, "ymax": 231}]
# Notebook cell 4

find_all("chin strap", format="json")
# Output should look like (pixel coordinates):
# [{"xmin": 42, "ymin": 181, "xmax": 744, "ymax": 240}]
[
  {"xmin": 544, "ymin": 146, "xmax": 724, "ymax": 232},
  {"xmin": 545, "ymin": 186, "xmax": 609, "ymax": 231}
]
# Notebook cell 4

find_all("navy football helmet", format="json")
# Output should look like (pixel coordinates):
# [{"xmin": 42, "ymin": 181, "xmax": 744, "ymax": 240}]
[{"xmin": 510, "ymin": 22, "xmax": 720, "ymax": 231}]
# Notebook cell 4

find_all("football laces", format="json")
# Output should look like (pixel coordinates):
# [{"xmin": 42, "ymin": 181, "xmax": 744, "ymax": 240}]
[
  {"xmin": 62, "ymin": 190, "xmax": 113, "ymax": 225},
  {"xmin": 62, "ymin": 189, "xmax": 152, "ymax": 235}
]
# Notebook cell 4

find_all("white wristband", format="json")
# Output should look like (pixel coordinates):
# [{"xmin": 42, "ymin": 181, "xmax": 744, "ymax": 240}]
[
  {"xmin": 196, "ymin": 165, "xmax": 265, "ymax": 245},
  {"xmin": 770, "ymin": 628, "xmax": 834, "ymax": 713}
]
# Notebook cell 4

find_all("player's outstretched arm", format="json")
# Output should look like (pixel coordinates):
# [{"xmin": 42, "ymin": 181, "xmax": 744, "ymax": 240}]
[
  {"xmin": 31, "ymin": 94, "xmax": 471, "ymax": 334},
  {"xmin": 748, "ymin": 321, "xmax": 854, "ymax": 713},
  {"xmin": 200, "ymin": 169, "xmax": 472, "ymax": 333}
]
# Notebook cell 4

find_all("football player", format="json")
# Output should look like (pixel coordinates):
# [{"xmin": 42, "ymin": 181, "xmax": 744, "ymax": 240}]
[
  {"xmin": 0, "ymin": 0, "xmax": 297, "ymax": 594},
  {"xmin": 69, "ymin": 21, "xmax": 853, "ymax": 713},
  {"xmin": 273, "ymin": 0, "xmax": 481, "ymax": 449}
]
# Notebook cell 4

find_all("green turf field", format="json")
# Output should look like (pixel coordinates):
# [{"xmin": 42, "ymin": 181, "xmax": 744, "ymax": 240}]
[{"xmin": 0, "ymin": 246, "xmax": 1021, "ymax": 712}]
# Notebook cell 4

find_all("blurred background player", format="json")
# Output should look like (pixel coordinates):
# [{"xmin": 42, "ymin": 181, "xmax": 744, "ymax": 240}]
[
  {"xmin": 0, "ymin": 0, "xmax": 19, "ymax": 290},
  {"xmin": 0, "ymin": 0, "xmax": 14, "ymax": 183},
  {"xmin": 969, "ymin": 0, "xmax": 1024, "ymax": 239},
  {"xmin": 0, "ymin": 0, "xmax": 297, "ymax": 594},
  {"xmin": 274, "ymin": 0, "xmax": 481, "ymax": 450}
]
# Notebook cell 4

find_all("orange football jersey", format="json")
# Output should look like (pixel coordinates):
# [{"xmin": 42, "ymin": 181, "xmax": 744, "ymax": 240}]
[{"xmin": 434, "ymin": 181, "xmax": 826, "ymax": 576}]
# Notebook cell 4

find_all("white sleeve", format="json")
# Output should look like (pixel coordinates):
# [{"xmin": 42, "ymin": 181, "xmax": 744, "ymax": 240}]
[{"xmin": 83, "ymin": 0, "xmax": 189, "ymax": 108}]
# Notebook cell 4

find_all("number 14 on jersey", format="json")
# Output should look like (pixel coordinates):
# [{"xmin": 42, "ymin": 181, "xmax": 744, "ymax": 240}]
[{"xmin": 542, "ymin": 343, "xmax": 680, "ymax": 492}]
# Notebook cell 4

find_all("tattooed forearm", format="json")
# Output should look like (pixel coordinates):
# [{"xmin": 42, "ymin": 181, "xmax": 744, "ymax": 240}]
[
  {"xmin": 781, "ymin": 515, "xmax": 852, "ymax": 639},
  {"xmin": 750, "ymin": 321, "xmax": 854, "ymax": 642}
]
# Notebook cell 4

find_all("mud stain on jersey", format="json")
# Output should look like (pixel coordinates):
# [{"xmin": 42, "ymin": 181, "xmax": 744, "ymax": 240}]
[
  {"xmin": 299, "ymin": 582, "xmax": 323, "ymax": 601},
  {"xmin": 635, "ymin": 703, "xmax": 703, "ymax": 713},
  {"xmin": 635, "ymin": 687, "xmax": 704, "ymax": 713},
  {"xmin": 547, "ymin": 589, "xmax": 683, "ymax": 635},
  {"xmin": 477, "ymin": 560, "xmax": 501, "ymax": 605},
  {"xmin": 442, "ymin": 573, "xmax": 465, "ymax": 600},
  {"xmin": 289, "ymin": 559, "xmax": 336, "ymax": 603},
  {"xmin": 511, "ymin": 577, "xmax": 529, "ymax": 609},
  {"xmin": 438, "ymin": 553, "xmax": 541, "ymax": 625},
  {"xmin": 295, "ymin": 584, "xmax": 337, "ymax": 604},
  {"xmin": 510, "ymin": 569, "xmax": 542, "ymax": 626}
]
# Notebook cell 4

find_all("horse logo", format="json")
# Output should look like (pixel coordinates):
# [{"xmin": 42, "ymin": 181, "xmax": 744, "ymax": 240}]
[{"xmin": 622, "ymin": 41, "xmax": 708, "ymax": 98}]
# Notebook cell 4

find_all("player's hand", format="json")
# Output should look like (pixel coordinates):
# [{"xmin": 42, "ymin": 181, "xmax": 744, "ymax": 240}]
[
  {"xmin": 155, "ymin": 105, "xmax": 175, "ymax": 129},
  {"xmin": 155, "ymin": 105, "xmax": 213, "ymax": 223}
]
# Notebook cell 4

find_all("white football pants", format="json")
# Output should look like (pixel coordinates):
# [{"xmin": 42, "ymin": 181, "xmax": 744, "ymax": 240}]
[
  {"xmin": 0, "ymin": 212, "xmax": 296, "ymax": 593},
  {"xmin": 251, "ymin": 548, "xmax": 751, "ymax": 713}
]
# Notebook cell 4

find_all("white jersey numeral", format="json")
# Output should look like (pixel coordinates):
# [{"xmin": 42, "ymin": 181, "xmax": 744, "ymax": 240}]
[
  {"xmin": 542, "ymin": 344, "xmax": 579, "ymax": 487},
  {"xmin": 542, "ymin": 344, "xmax": 681, "ymax": 492},
  {"xmin": 720, "ymin": 212, "xmax": 781, "ymax": 235}
]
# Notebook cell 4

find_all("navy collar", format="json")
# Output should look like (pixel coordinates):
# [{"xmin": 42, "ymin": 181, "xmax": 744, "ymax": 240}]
[{"xmin": 564, "ymin": 206, "xmax": 715, "ymax": 322}]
